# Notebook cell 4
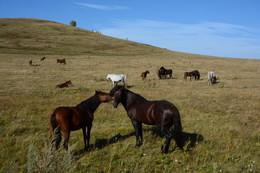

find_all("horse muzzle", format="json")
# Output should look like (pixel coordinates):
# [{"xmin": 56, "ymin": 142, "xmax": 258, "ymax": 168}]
[{"xmin": 112, "ymin": 101, "xmax": 119, "ymax": 108}]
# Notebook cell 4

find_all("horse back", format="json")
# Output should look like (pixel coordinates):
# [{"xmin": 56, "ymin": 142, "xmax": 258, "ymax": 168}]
[
  {"xmin": 132, "ymin": 100, "xmax": 179, "ymax": 125},
  {"xmin": 52, "ymin": 107, "xmax": 90, "ymax": 131}
]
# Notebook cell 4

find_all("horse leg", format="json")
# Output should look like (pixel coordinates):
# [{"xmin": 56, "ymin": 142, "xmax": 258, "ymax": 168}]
[
  {"xmin": 86, "ymin": 123, "xmax": 92, "ymax": 150},
  {"xmin": 62, "ymin": 131, "xmax": 70, "ymax": 151},
  {"xmin": 131, "ymin": 119, "xmax": 143, "ymax": 147},
  {"xmin": 160, "ymin": 126, "xmax": 173, "ymax": 153},
  {"xmin": 82, "ymin": 127, "xmax": 87, "ymax": 150}
]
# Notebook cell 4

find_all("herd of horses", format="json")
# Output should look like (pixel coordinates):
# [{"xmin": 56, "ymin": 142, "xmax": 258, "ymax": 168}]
[
  {"xmin": 107, "ymin": 66, "xmax": 217, "ymax": 87},
  {"xmin": 29, "ymin": 57, "xmax": 70, "ymax": 87},
  {"xmin": 29, "ymin": 57, "xmax": 66, "ymax": 66},
  {"xmin": 28, "ymin": 57, "xmax": 209, "ymax": 153},
  {"xmin": 50, "ymin": 68, "xmax": 214, "ymax": 154}
]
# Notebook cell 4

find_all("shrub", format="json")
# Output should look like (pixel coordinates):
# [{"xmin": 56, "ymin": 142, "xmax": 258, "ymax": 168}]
[
  {"xmin": 70, "ymin": 20, "xmax": 76, "ymax": 27},
  {"xmin": 27, "ymin": 140, "xmax": 76, "ymax": 173}
]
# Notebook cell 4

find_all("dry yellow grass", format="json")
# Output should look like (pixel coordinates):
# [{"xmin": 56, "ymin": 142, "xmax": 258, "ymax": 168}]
[
  {"xmin": 0, "ymin": 18, "xmax": 259, "ymax": 173},
  {"xmin": 0, "ymin": 52, "xmax": 259, "ymax": 172}
]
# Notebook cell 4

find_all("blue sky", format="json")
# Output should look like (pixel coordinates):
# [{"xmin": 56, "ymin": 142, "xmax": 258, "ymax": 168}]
[{"xmin": 1, "ymin": 0, "xmax": 260, "ymax": 59}]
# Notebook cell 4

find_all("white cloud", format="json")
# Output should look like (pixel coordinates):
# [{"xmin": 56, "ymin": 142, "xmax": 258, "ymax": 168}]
[
  {"xmin": 75, "ymin": 2, "xmax": 130, "ymax": 10},
  {"xmin": 100, "ymin": 19, "xmax": 260, "ymax": 59}
]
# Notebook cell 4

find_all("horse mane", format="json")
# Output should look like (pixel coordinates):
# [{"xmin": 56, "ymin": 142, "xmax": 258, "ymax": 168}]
[
  {"xmin": 109, "ymin": 85, "xmax": 125, "ymax": 95},
  {"xmin": 126, "ymin": 89, "xmax": 148, "ymax": 103},
  {"xmin": 76, "ymin": 93, "xmax": 100, "ymax": 112},
  {"xmin": 110, "ymin": 85, "xmax": 148, "ymax": 104}
]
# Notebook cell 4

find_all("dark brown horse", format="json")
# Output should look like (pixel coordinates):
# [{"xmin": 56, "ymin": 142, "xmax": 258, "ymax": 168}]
[
  {"xmin": 57, "ymin": 59, "xmax": 66, "ymax": 64},
  {"xmin": 184, "ymin": 70, "xmax": 200, "ymax": 81},
  {"xmin": 55, "ymin": 80, "xmax": 73, "ymax": 88},
  {"xmin": 110, "ymin": 86, "xmax": 183, "ymax": 153},
  {"xmin": 140, "ymin": 70, "xmax": 150, "ymax": 81},
  {"xmin": 50, "ymin": 90, "xmax": 113, "ymax": 150},
  {"xmin": 29, "ymin": 60, "xmax": 32, "ymax": 66},
  {"xmin": 40, "ymin": 57, "xmax": 46, "ymax": 61},
  {"xmin": 158, "ymin": 67, "xmax": 172, "ymax": 79}
]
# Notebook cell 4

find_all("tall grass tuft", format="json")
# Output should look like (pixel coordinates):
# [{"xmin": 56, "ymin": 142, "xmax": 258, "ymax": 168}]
[{"xmin": 27, "ymin": 130, "xmax": 76, "ymax": 173}]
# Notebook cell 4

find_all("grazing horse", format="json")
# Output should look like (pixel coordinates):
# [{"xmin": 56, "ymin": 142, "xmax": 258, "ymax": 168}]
[
  {"xmin": 184, "ymin": 70, "xmax": 200, "ymax": 81},
  {"xmin": 40, "ymin": 57, "xmax": 46, "ymax": 61},
  {"xmin": 106, "ymin": 74, "xmax": 127, "ymax": 87},
  {"xmin": 160, "ymin": 67, "xmax": 173, "ymax": 79},
  {"xmin": 110, "ymin": 86, "xmax": 183, "ymax": 153},
  {"xmin": 29, "ymin": 60, "xmax": 32, "ymax": 66},
  {"xmin": 57, "ymin": 59, "xmax": 66, "ymax": 64},
  {"xmin": 140, "ymin": 70, "xmax": 150, "ymax": 81},
  {"xmin": 55, "ymin": 80, "xmax": 73, "ymax": 88},
  {"xmin": 157, "ymin": 67, "xmax": 172, "ymax": 79},
  {"xmin": 208, "ymin": 72, "xmax": 217, "ymax": 85},
  {"xmin": 50, "ymin": 90, "xmax": 113, "ymax": 150}
]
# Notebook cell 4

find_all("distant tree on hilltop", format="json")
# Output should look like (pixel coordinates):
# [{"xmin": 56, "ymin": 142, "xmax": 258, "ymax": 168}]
[{"xmin": 70, "ymin": 20, "xmax": 76, "ymax": 27}]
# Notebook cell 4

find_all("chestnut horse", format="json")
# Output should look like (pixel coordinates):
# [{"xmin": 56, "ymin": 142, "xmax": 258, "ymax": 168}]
[
  {"xmin": 110, "ymin": 86, "xmax": 183, "ymax": 153},
  {"xmin": 55, "ymin": 80, "xmax": 73, "ymax": 88},
  {"xmin": 57, "ymin": 59, "xmax": 66, "ymax": 64},
  {"xmin": 50, "ymin": 90, "xmax": 112, "ymax": 150},
  {"xmin": 184, "ymin": 70, "xmax": 200, "ymax": 81},
  {"xmin": 40, "ymin": 57, "xmax": 46, "ymax": 61},
  {"xmin": 29, "ymin": 60, "xmax": 32, "ymax": 66},
  {"xmin": 140, "ymin": 70, "xmax": 150, "ymax": 81}
]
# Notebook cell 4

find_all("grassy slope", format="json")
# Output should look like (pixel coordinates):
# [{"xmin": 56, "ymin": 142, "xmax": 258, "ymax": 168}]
[
  {"xmin": 0, "ymin": 18, "xmax": 165, "ymax": 55},
  {"xmin": 0, "ymin": 18, "xmax": 259, "ymax": 172}
]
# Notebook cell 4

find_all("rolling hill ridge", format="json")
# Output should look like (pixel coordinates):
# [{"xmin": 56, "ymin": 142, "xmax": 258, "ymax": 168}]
[{"xmin": 0, "ymin": 18, "xmax": 167, "ymax": 55}]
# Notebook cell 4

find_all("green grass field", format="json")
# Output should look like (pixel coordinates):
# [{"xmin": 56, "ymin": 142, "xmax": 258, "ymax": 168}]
[{"xmin": 0, "ymin": 18, "xmax": 259, "ymax": 173}]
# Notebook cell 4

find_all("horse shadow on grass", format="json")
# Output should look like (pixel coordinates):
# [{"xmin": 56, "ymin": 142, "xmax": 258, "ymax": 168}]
[
  {"xmin": 73, "ymin": 132, "xmax": 136, "ymax": 157},
  {"xmin": 73, "ymin": 127, "xmax": 204, "ymax": 157},
  {"xmin": 149, "ymin": 126, "xmax": 204, "ymax": 152}
]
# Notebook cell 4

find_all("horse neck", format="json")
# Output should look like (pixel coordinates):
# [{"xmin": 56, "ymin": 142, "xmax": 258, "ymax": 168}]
[
  {"xmin": 77, "ymin": 95, "xmax": 101, "ymax": 113},
  {"xmin": 121, "ymin": 90, "xmax": 147, "ymax": 110}
]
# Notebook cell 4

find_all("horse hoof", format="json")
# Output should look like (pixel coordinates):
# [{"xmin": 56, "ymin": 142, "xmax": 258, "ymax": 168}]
[
  {"xmin": 135, "ymin": 141, "xmax": 142, "ymax": 147},
  {"xmin": 161, "ymin": 148, "xmax": 169, "ymax": 154},
  {"xmin": 161, "ymin": 145, "xmax": 169, "ymax": 154},
  {"xmin": 84, "ymin": 146, "xmax": 91, "ymax": 151}
]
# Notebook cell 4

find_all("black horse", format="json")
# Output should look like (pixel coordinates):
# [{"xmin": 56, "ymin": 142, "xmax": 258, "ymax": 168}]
[
  {"xmin": 110, "ymin": 86, "xmax": 183, "ymax": 153},
  {"xmin": 157, "ymin": 67, "xmax": 172, "ymax": 79}
]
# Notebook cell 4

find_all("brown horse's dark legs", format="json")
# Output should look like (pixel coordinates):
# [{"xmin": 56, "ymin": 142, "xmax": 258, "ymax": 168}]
[
  {"xmin": 82, "ymin": 127, "xmax": 87, "ymax": 150},
  {"xmin": 131, "ymin": 119, "xmax": 143, "ymax": 146},
  {"xmin": 86, "ymin": 124, "xmax": 92, "ymax": 150},
  {"xmin": 63, "ymin": 131, "xmax": 70, "ymax": 151}
]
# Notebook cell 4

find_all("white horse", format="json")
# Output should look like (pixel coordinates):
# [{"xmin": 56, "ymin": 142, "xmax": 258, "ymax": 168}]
[
  {"xmin": 106, "ymin": 74, "xmax": 127, "ymax": 87},
  {"xmin": 208, "ymin": 72, "xmax": 217, "ymax": 85}
]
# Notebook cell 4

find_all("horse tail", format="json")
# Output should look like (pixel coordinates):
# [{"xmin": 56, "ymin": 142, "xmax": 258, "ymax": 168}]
[
  {"xmin": 171, "ymin": 116, "xmax": 184, "ymax": 150},
  {"xmin": 50, "ymin": 111, "xmax": 61, "ymax": 150}
]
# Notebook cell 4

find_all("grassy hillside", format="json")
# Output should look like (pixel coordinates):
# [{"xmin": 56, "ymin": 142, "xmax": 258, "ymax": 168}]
[
  {"xmin": 0, "ymin": 18, "xmax": 165, "ymax": 55},
  {"xmin": 0, "ymin": 18, "xmax": 259, "ymax": 172}
]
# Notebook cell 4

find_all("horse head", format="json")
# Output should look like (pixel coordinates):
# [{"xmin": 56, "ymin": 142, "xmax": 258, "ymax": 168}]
[
  {"xmin": 110, "ymin": 85, "xmax": 125, "ymax": 108},
  {"xmin": 106, "ymin": 74, "xmax": 112, "ymax": 80},
  {"xmin": 95, "ymin": 90, "xmax": 113, "ymax": 102}
]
